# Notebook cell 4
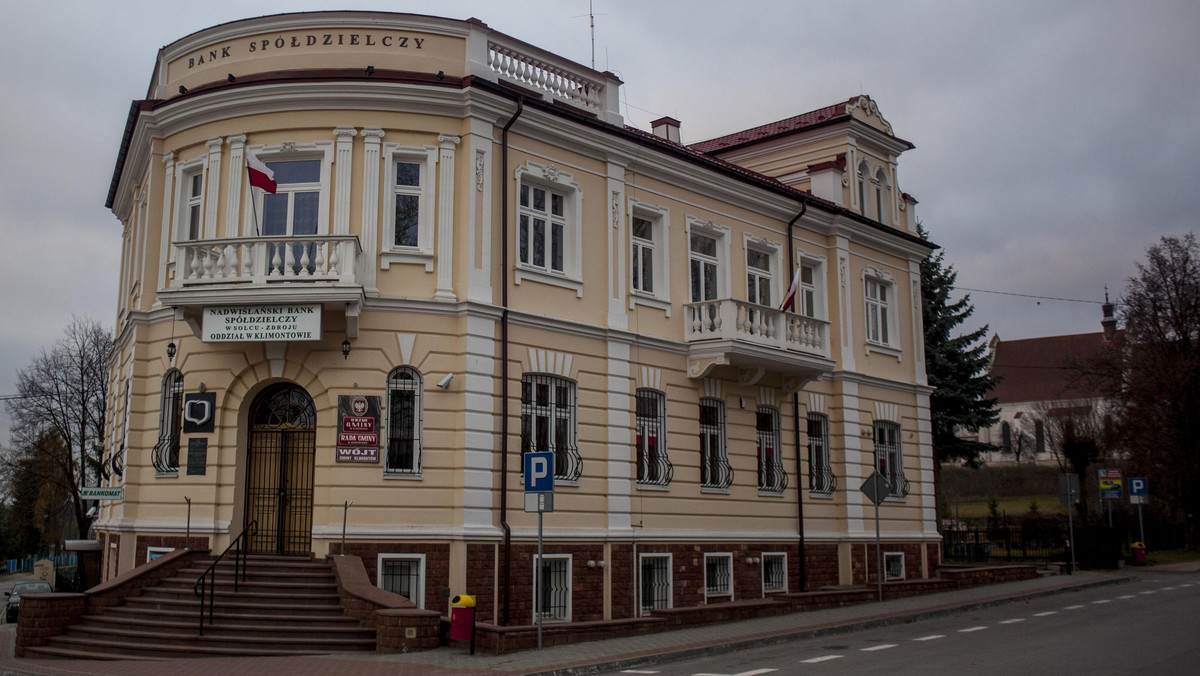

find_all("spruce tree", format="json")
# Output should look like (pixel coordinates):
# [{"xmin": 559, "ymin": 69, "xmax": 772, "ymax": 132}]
[{"xmin": 918, "ymin": 225, "xmax": 999, "ymax": 468}]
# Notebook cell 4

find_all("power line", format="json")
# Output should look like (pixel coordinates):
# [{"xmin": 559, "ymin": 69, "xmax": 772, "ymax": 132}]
[{"xmin": 958, "ymin": 287, "xmax": 1104, "ymax": 305}]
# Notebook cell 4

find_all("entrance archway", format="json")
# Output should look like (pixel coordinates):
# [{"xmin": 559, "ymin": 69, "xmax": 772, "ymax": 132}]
[{"xmin": 244, "ymin": 383, "xmax": 316, "ymax": 555}]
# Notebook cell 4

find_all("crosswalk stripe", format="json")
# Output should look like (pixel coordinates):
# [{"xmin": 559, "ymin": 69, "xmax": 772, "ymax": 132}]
[
  {"xmin": 801, "ymin": 656, "xmax": 843, "ymax": 664},
  {"xmin": 913, "ymin": 634, "xmax": 945, "ymax": 641},
  {"xmin": 861, "ymin": 644, "xmax": 897, "ymax": 652}
]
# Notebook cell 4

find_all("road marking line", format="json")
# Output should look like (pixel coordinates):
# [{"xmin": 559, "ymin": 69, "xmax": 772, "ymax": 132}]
[
  {"xmin": 999, "ymin": 618, "xmax": 1026, "ymax": 624},
  {"xmin": 1180, "ymin": 584, "xmax": 1193, "ymax": 588},
  {"xmin": 1161, "ymin": 587, "xmax": 1176, "ymax": 591},
  {"xmin": 692, "ymin": 671, "xmax": 777, "ymax": 676},
  {"xmin": 913, "ymin": 635, "xmax": 945, "ymax": 641},
  {"xmin": 959, "ymin": 626, "xmax": 988, "ymax": 633},
  {"xmin": 1092, "ymin": 599, "xmax": 1112, "ymax": 604},
  {"xmin": 801, "ymin": 656, "xmax": 843, "ymax": 664},
  {"xmin": 1033, "ymin": 611, "xmax": 1058, "ymax": 616},
  {"xmin": 1118, "ymin": 595, "xmax": 1135, "ymax": 599},
  {"xmin": 1064, "ymin": 604, "xmax": 1085, "ymax": 609},
  {"xmin": 861, "ymin": 644, "xmax": 898, "ymax": 652},
  {"xmin": 622, "ymin": 671, "xmax": 659, "ymax": 674},
  {"xmin": 1140, "ymin": 591, "xmax": 1157, "ymax": 595}
]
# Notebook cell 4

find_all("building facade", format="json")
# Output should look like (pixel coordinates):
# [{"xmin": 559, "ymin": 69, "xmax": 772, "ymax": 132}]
[{"xmin": 100, "ymin": 11, "xmax": 938, "ymax": 626}]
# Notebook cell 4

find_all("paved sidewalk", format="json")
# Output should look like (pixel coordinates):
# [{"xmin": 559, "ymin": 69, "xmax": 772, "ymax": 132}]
[{"xmin": 0, "ymin": 568, "xmax": 1159, "ymax": 676}]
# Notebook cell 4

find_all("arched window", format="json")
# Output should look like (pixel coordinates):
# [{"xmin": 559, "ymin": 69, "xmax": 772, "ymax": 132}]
[
  {"xmin": 856, "ymin": 161, "xmax": 869, "ymax": 215},
  {"xmin": 153, "ymin": 369, "xmax": 184, "ymax": 473},
  {"xmin": 635, "ymin": 389, "xmax": 672, "ymax": 486},
  {"xmin": 1001, "ymin": 421, "xmax": 1013, "ymax": 453},
  {"xmin": 521, "ymin": 373, "xmax": 582, "ymax": 481},
  {"xmin": 874, "ymin": 168, "xmax": 889, "ymax": 224},
  {"xmin": 386, "ymin": 367, "xmax": 423, "ymax": 474}
]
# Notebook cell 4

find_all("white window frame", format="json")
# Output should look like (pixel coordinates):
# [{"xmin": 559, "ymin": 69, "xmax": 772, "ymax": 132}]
[
  {"xmin": 377, "ymin": 553, "xmax": 426, "ymax": 608},
  {"xmin": 873, "ymin": 419, "xmax": 908, "ymax": 498},
  {"xmin": 699, "ymin": 397, "xmax": 731, "ymax": 491},
  {"xmin": 385, "ymin": 366, "xmax": 423, "ymax": 477},
  {"xmin": 874, "ymin": 167, "xmax": 890, "ymax": 225},
  {"xmin": 884, "ymin": 551, "xmax": 905, "ymax": 581},
  {"xmin": 381, "ymin": 144, "xmax": 438, "ymax": 270},
  {"xmin": 795, "ymin": 251, "xmax": 827, "ymax": 320},
  {"xmin": 635, "ymin": 388, "xmax": 671, "ymax": 487},
  {"xmin": 172, "ymin": 158, "xmax": 206, "ymax": 245},
  {"xmin": 514, "ymin": 162, "xmax": 583, "ymax": 295},
  {"xmin": 703, "ymin": 552, "xmax": 733, "ymax": 603},
  {"xmin": 864, "ymin": 267, "xmax": 900, "ymax": 353},
  {"xmin": 761, "ymin": 552, "xmax": 787, "ymax": 595},
  {"xmin": 856, "ymin": 160, "xmax": 870, "ymax": 215},
  {"xmin": 532, "ymin": 553, "xmax": 572, "ymax": 623},
  {"xmin": 807, "ymin": 412, "xmax": 834, "ymax": 496},
  {"xmin": 687, "ymin": 217, "xmax": 731, "ymax": 305},
  {"xmin": 628, "ymin": 200, "xmax": 671, "ymax": 314},
  {"xmin": 638, "ymin": 553, "xmax": 673, "ymax": 615},
  {"xmin": 744, "ymin": 235, "xmax": 781, "ymax": 309},
  {"xmin": 242, "ymin": 142, "xmax": 333, "ymax": 238},
  {"xmin": 146, "ymin": 546, "xmax": 173, "ymax": 562}
]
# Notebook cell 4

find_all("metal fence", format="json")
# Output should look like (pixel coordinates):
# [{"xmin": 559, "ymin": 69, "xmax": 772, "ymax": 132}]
[
  {"xmin": 5, "ymin": 553, "xmax": 77, "ymax": 574},
  {"xmin": 943, "ymin": 525, "xmax": 1068, "ymax": 564}
]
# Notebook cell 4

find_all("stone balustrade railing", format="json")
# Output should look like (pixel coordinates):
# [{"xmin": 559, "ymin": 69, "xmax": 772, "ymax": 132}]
[
  {"xmin": 684, "ymin": 299, "xmax": 829, "ymax": 358},
  {"xmin": 172, "ymin": 235, "xmax": 363, "ymax": 287}
]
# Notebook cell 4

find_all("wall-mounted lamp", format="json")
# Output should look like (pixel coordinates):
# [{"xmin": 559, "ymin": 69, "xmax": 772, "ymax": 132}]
[
  {"xmin": 365, "ymin": 65, "xmax": 375, "ymax": 75},
  {"xmin": 178, "ymin": 85, "xmax": 187, "ymax": 94},
  {"xmin": 166, "ymin": 341, "xmax": 177, "ymax": 361},
  {"xmin": 436, "ymin": 373, "xmax": 454, "ymax": 389},
  {"xmin": 586, "ymin": 560, "xmax": 606, "ymax": 569},
  {"xmin": 227, "ymin": 73, "xmax": 236, "ymax": 82},
  {"xmin": 436, "ymin": 70, "xmax": 445, "ymax": 80},
  {"xmin": 341, "ymin": 339, "xmax": 352, "ymax": 360}
]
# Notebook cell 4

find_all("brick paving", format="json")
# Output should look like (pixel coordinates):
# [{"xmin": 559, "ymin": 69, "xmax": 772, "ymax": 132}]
[{"xmin": 0, "ymin": 568, "xmax": 1160, "ymax": 676}]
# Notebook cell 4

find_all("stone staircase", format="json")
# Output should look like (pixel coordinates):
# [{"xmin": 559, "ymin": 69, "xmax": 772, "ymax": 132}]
[{"xmin": 22, "ymin": 555, "xmax": 376, "ymax": 660}]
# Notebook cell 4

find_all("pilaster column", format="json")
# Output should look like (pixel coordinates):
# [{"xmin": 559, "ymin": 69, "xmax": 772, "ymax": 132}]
[
  {"xmin": 360, "ymin": 128, "xmax": 384, "ymax": 292},
  {"xmin": 203, "ymin": 138, "xmax": 222, "ymax": 239},
  {"xmin": 225, "ymin": 134, "xmax": 246, "ymax": 238},
  {"xmin": 333, "ymin": 127, "xmax": 357, "ymax": 235},
  {"xmin": 158, "ymin": 151, "xmax": 176, "ymax": 296},
  {"xmin": 435, "ymin": 134, "xmax": 460, "ymax": 302}
]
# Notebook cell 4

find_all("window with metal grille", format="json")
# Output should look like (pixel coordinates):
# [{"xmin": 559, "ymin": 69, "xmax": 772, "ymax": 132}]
[
  {"xmin": 762, "ymin": 553, "xmax": 787, "ymax": 594},
  {"xmin": 534, "ymin": 555, "xmax": 571, "ymax": 622},
  {"xmin": 521, "ymin": 374, "xmax": 581, "ymax": 481},
  {"xmin": 704, "ymin": 553, "xmax": 732, "ymax": 601},
  {"xmin": 153, "ymin": 369, "xmax": 184, "ymax": 473},
  {"xmin": 386, "ymin": 367, "xmax": 422, "ymax": 475},
  {"xmin": 636, "ymin": 389, "xmax": 672, "ymax": 486},
  {"xmin": 873, "ymin": 420, "xmax": 908, "ymax": 497},
  {"xmin": 807, "ymin": 412, "xmax": 835, "ymax": 495},
  {"xmin": 884, "ymin": 552, "xmax": 905, "ymax": 581},
  {"xmin": 378, "ymin": 554, "xmax": 425, "ymax": 608},
  {"xmin": 756, "ymin": 406, "xmax": 787, "ymax": 492},
  {"xmin": 699, "ymin": 398, "xmax": 732, "ymax": 489},
  {"xmin": 639, "ymin": 554, "xmax": 672, "ymax": 615}
]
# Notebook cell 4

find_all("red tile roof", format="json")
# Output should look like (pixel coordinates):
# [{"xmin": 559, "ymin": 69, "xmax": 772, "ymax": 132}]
[
  {"xmin": 990, "ymin": 332, "xmax": 1116, "ymax": 403},
  {"xmin": 688, "ymin": 100, "xmax": 852, "ymax": 154}
]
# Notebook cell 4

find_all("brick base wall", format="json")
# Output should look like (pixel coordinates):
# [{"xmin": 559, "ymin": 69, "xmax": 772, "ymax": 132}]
[
  {"xmin": 332, "ymin": 541, "xmax": 450, "ymax": 613},
  {"xmin": 804, "ymin": 543, "xmax": 840, "ymax": 589}
]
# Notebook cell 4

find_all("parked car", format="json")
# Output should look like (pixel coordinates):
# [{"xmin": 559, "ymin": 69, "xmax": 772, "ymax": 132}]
[{"xmin": 6, "ymin": 581, "xmax": 52, "ymax": 622}]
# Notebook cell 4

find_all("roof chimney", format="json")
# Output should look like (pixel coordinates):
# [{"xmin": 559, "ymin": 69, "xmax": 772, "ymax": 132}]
[
  {"xmin": 650, "ymin": 116, "xmax": 681, "ymax": 144},
  {"xmin": 1101, "ymin": 288, "xmax": 1117, "ymax": 341}
]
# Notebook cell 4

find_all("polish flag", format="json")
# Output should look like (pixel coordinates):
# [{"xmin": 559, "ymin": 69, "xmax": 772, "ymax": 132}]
[
  {"xmin": 246, "ymin": 152, "xmax": 277, "ymax": 194},
  {"xmin": 779, "ymin": 266, "xmax": 802, "ymax": 312}
]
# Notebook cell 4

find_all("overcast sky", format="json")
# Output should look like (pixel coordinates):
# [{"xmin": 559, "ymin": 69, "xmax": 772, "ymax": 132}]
[{"xmin": 2, "ymin": 0, "xmax": 1198, "ymax": 437}]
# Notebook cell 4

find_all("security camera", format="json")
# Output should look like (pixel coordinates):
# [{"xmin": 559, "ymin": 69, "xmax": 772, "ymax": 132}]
[
  {"xmin": 86, "ymin": 506, "xmax": 98, "ymax": 518},
  {"xmin": 436, "ymin": 373, "xmax": 454, "ymax": 389}
]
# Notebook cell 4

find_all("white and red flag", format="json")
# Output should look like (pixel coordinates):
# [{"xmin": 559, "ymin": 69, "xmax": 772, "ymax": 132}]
[
  {"xmin": 246, "ymin": 152, "xmax": 277, "ymax": 194},
  {"xmin": 779, "ymin": 266, "xmax": 802, "ymax": 312}
]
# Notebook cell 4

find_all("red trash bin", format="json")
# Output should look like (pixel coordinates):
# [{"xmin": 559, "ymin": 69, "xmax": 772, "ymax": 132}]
[{"xmin": 1131, "ymin": 542, "xmax": 1147, "ymax": 565}]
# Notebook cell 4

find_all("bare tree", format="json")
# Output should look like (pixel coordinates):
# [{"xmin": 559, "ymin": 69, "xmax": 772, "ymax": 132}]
[
  {"xmin": 1085, "ymin": 234, "xmax": 1200, "ymax": 544},
  {"xmin": 3, "ymin": 317, "xmax": 112, "ymax": 539}
]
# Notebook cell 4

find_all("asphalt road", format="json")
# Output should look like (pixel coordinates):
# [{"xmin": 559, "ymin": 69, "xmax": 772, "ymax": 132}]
[{"xmin": 602, "ymin": 572, "xmax": 1200, "ymax": 676}]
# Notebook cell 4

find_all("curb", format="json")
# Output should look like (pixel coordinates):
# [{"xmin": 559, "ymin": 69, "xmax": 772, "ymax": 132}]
[{"xmin": 523, "ymin": 574, "xmax": 1135, "ymax": 676}]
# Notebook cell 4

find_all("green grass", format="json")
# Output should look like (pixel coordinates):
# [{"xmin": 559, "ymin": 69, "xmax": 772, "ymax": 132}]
[
  {"xmin": 943, "ymin": 495, "xmax": 1066, "ymax": 519},
  {"xmin": 1146, "ymin": 548, "xmax": 1200, "ymax": 564}
]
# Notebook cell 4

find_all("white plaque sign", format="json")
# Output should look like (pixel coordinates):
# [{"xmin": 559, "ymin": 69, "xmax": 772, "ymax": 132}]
[{"xmin": 202, "ymin": 305, "xmax": 322, "ymax": 342}]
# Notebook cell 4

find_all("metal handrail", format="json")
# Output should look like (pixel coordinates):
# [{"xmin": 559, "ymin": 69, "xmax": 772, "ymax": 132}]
[{"xmin": 193, "ymin": 521, "xmax": 257, "ymax": 635}]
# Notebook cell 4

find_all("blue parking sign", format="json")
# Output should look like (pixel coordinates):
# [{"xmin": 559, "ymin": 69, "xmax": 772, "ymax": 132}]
[
  {"xmin": 524, "ymin": 452, "xmax": 555, "ymax": 492},
  {"xmin": 1130, "ymin": 477, "xmax": 1148, "ymax": 497}
]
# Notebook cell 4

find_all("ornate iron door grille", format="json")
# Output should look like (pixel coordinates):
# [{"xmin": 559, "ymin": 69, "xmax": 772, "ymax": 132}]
[{"xmin": 245, "ymin": 384, "xmax": 316, "ymax": 556}]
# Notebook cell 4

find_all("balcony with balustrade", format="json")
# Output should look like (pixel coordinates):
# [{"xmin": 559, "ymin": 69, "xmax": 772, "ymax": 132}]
[
  {"xmin": 684, "ymin": 299, "xmax": 834, "ymax": 381},
  {"xmin": 157, "ymin": 235, "xmax": 367, "ymax": 336}
]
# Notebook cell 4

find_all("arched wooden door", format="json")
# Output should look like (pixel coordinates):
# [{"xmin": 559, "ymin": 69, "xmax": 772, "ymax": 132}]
[{"xmin": 244, "ymin": 383, "xmax": 316, "ymax": 555}]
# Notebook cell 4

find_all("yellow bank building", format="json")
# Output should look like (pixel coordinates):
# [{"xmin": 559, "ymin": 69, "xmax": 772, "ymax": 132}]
[{"xmin": 99, "ymin": 10, "xmax": 939, "ymax": 631}]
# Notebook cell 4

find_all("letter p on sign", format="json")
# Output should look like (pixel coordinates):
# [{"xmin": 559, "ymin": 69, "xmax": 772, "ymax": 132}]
[{"xmin": 524, "ymin": 452, "xmax": 555, "ymax": 492}]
